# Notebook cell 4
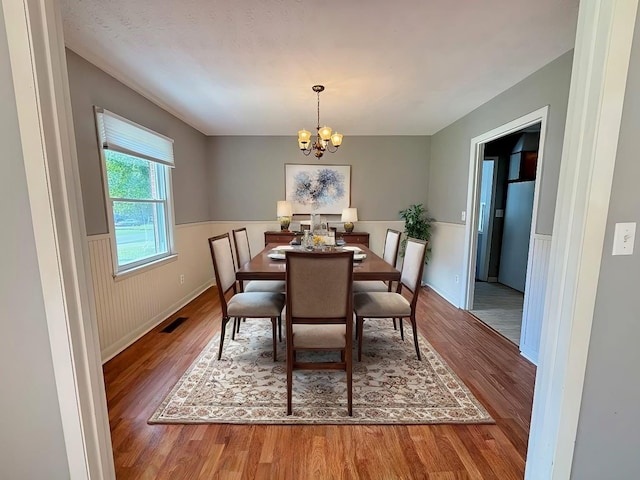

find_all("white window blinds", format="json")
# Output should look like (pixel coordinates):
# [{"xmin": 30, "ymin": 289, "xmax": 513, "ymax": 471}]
[{"xmin": 94, "ymin": 107, "xmax": 175, "ymax": 167}]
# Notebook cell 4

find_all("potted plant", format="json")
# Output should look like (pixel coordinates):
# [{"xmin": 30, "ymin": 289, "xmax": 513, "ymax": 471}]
[{"xmin": 399, "ymin": 203, "xmax": 433, "ymax": 262}]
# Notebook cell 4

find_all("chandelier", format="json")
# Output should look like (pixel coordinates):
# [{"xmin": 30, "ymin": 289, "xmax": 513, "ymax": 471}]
[{"xmin": 297, "ymin": 85, "xmax": 343, "ymax": 158}]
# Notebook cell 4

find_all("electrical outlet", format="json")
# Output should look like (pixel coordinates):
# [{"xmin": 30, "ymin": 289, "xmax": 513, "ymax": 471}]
[
  {"xmin": 461, "ymin": 211, "xmax": 466, "ymax": 222},
  {"xmin": 180, "ymin": 274, "xmax": 185, "ymax": 285},
  {"xmin": 455, "ymin": 274, "xmax": 459, "ymax": 283}
]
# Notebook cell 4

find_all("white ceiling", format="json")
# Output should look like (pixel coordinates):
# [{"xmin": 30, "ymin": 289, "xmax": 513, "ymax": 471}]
[{"xmin": 60, "ymin": 0, "xmax": 579, "ymax": 136}]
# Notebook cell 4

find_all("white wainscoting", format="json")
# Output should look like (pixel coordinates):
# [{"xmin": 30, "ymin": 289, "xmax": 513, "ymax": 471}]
[
  {"xmin": 424, "ymin": 222, "xmax": 466, "ymax": 307},
  {"xmin": 88, "ymin": 222, "xmax": 215, "ymax": 362},
  {"xmin": 88, "ymin": 220, "xmax": 405, "ymax": 362},
  {"xmin": 520, "ymin": 233, "xmax": 552, "ymax": 365}
]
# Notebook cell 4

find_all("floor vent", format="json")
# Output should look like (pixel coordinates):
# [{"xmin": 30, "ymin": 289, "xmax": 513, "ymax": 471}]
[{"xmin": 161, "ymin": 317, "xmax": 188, "ymax": 333}]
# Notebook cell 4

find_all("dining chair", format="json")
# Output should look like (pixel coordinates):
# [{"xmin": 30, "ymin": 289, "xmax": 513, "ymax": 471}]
[
  {"xmin": 353, "ymin": 228, "xmax": 401, "ymax": 293},
  {"xmin": 208, "ymin": 233, "xmax": 285, "ymax": 361},
  {"xmin": 353, "ymin": 237, "xmax": 427, "ymax": 361},
  {"xmin": 285, "ymin": 250, "xmax": 355, "ymax": 416},
  {"xmin": 232, "ymin": 227, "xmax": 285, "ymax": 293}
]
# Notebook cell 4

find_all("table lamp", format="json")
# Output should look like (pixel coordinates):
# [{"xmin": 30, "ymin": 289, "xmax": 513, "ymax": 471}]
[
  {"xmin": 341, "ymin": 207, "xmax": 358, "ymax": 233},
  {"xmin": 277, "ymin": 201, "xmax": 293, "ymax": 231}
]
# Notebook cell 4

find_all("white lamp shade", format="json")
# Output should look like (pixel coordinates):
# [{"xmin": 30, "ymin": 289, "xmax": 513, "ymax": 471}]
[
  {"xmin": 277, "ymin": 200, "xmax": 293, "ymax": 217},
  {"xmin": 341, "ymin": 207, "xmax": 358, "ymax": 222}
]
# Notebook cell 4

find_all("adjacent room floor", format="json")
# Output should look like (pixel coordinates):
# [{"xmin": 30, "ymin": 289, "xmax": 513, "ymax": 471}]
[{"xmin": 471, "ymin": 280, "xmax": 524, "ymax": 345}]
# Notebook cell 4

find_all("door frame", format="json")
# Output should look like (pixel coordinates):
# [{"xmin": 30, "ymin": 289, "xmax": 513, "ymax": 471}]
[
  {"xmin": 475, "ymin": 156, "xmax": 498, "ymax": 282},
  {"xmin": 462, "ymin": 107, "xmax": 548, "ymax": 310}
]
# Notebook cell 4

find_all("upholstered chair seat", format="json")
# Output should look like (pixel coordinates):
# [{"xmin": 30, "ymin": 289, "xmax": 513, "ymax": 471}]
[
  {"xmin": 353, "ymin": 292, "xmax": 411, "ymax": 317},
  {"xmin": 227, "ymin": 292, "xmax": 285, "ymax": 317}
]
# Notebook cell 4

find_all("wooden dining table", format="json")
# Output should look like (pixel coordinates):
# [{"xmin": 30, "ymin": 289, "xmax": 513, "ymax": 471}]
[{"xmin": 236, "ymin": 243, "xmax": 401, "ymax": 282}]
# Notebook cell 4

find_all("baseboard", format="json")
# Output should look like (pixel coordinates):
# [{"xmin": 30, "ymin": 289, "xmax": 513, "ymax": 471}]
[
  {"xmin": 100, "ymin": 280, "xmax": 214, "ymax": 363},
  {"xmin": 519, "ymin": 344, "xmax": 538, "ymax": 365},
  {"xmin": 425, "ymin": 282, "xmax": 459, "ymax": 309}
]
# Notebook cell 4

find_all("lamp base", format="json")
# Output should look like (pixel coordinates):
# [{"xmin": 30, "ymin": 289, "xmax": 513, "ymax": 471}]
[
  {"xmin": 344, "ymin": 222, "xmax": 354, "ymax": 233},
  {"xmin": 279, "ymin": 217, "xmax": 291, "ymax": 231}
]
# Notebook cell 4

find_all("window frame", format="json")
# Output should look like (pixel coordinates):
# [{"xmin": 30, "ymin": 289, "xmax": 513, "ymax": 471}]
[{"xmin": 94, "ymin": 107, "xmax": 177, "ymax": 277}]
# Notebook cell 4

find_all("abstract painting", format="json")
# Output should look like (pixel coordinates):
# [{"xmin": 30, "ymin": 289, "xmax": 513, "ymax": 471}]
[{"xmin": 285, "ymin": 164, "xmax": 351, "ymax": 214}]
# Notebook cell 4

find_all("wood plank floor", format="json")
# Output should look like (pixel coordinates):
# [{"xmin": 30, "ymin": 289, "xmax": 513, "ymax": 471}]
[{"xmin": 103, "ymin": 286, "xmax": 536, "ymax": 479}]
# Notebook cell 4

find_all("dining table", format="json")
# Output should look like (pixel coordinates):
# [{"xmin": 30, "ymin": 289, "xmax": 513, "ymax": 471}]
[{"xmin": 236, "ymin": 243, "xmax": 401, "ymax": 283}]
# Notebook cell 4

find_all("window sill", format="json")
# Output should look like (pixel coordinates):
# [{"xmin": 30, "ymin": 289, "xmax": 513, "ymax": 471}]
[{"xmin": 113, "ymin": 254, "xmax": 178, "ymax": 282}]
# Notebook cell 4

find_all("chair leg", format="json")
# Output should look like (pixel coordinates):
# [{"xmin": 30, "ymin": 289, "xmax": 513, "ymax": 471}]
[
  {"xmin": 389, "ymin": 281, "xmax": 397, "ymax": 332},
  {"xmin": 287, "ymin": 347, "xmax": 293, "ymax": 415},
  {"xmin": 218, "ymin": 316, "xmax": 229, "ymax": 360},
  {"xmin": 357, "ymin": 317, "xmax": 364, "ymax": 362},
  {"xmin": 236, "ymin": 317, "xmax": 242, "ymax": 334},
  {"xmin": 271, "ymin": 318, "xmax": 277, "ymax": 362},
  {"xmin": 346, "ymin": 347, "xmax": 353, "ymax": 416},
  {"xmin": 410, "ymin": 314, "xmax": 421, "ymax": 361},
  {"xmin": 278, "ymin": 316, "xmax": 282, "ymax": 342},
  {"xmin": 231, "ymin": 318, "xmax": 237, "ymax": 340},
  {"xmin": 399, "ymin": 318, "xmax": 404, "ymax": 341}
]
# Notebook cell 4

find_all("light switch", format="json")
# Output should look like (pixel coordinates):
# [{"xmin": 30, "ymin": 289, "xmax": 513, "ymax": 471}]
[
  {"xmin": 612, "ymin": 222, "xmax": 636, "ymax": 255},
  {"xmin": 495, "ymin": 209, "xmax": 504, "ymax": 218}
]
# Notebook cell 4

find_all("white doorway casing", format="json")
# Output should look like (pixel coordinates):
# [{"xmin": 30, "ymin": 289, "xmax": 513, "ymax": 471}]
[{"xmin": 462, "ymin": 106, "xmax": 549, "ymax": 315}]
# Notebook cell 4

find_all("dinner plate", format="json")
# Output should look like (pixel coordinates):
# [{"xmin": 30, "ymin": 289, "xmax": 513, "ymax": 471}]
[{"xmin": 267, "ymin": 252, "xmax": 286, "ymax": 260}]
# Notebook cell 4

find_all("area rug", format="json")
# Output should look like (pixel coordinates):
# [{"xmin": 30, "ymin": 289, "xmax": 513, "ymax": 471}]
[{"xmin": 148, "ymin": 319, "xmax": 493, "ymax": 425}]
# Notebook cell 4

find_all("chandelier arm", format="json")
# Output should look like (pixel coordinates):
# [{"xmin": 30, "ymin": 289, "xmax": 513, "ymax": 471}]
[{"xmin": 325, "ymin": 144, "xmax": 339, "ymax": 154}]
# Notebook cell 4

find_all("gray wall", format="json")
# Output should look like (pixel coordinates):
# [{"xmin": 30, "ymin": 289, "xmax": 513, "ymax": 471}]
[
  {"xmin": 428, "ymin": 51, "xmax": 573, "ymax": 235},
  {"xmin": 0, "ymin": 6, "xmax": 70, "ymax": 479},
  {"xmin": 66, "ymin": 50, "xmax": 211, "ymax": 235},
  {"xmin": 571, "ymin": 9, "xmax": 640, "ymax": 478},
  {"xmin": 208, "ymin": 135, "xmax": 430, "ymax": 221}
]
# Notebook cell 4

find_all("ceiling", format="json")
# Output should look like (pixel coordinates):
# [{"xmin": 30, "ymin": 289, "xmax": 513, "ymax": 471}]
[{"xmin": 60, "ymin": 0, "xmax": 579, "ymax": 136}]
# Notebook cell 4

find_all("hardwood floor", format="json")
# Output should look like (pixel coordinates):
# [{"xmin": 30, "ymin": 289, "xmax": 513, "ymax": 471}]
[{"xmin": 104, "ymin": 286, "xmax": 536, "ymax": 479}]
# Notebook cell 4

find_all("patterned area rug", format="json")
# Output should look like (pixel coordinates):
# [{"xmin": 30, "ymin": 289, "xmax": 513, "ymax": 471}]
[{"xmin": 149, "ymin": 319, "xmax": 493, "ymax": 425}]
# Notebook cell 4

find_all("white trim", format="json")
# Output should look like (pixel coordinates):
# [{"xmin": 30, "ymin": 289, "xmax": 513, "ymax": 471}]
[
  {"xmin": 2, "ymin": 0, "xmax": 114, "ymax": 477},
  {"xmin": 462, "ymin": 105, "xmax": 549, "ymax": 311},
  {"xmin": 526, "ymin": 1, "xmax": 638, "ymax": 478},
  {"xmin": 100, "ymin": 279, "xmax": 214, "ymax": 363}
]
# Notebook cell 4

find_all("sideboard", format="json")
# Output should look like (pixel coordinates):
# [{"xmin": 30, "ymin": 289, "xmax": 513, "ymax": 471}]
[{"xmin": 264, "ymin": 231, "xmax": 370, "ymax": 248}]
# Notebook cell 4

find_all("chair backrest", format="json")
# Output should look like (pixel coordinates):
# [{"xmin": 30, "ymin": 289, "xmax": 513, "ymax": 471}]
[
  {"xmin": 208, "ymin": 233, "xmax": 237, "ymax": 314},
  {"xmin": 232, "ymin": 227, "xmax": 252, "ymax": 268},
  {"xmin": 382, "ymin": 228, "xmax": 402, "ymax": 267},
  {"xmin": 285, "ymin": 250, "xmax": 354, "ymax": 324},
  {"xmin": 400, "ymin": 238, "xmax": 428, "ymax": 303}
]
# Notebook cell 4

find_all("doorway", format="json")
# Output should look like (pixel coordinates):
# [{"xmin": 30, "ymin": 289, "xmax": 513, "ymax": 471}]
[
  {"xmin": 470, "ymin": 126, "xmax": 541, "ymax": 345},
  {"xmin": 462, "ymin": 107, "xmax": 548, "ymax": 359}
]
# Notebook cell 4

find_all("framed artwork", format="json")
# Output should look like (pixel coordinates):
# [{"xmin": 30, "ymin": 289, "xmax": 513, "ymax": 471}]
[{"xmin": 285, "ymin": 164, "xmax": 351, "ymax": 214}]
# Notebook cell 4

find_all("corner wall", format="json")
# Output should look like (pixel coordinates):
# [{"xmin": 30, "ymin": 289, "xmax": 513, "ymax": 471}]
[
  {"xmin": 425, "ymin": 51, "xmax": 573, "ymax": 307},
  {"xmin": 571, "ymin": 6, "xmax": 640, "ymax": 476},
  {"xmin": 66, "ymin": 49, "xmax": 211, "ymax": 235}
]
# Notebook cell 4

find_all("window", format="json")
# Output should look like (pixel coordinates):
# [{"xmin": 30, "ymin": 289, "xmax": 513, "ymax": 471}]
[{"xmin": 95, "ymin": 107, "xmax": 176, "ymax": 274}]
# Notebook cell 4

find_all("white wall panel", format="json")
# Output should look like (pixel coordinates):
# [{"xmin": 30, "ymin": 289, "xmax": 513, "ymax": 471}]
[
  {"xmin": 520, "ymin": 234, "xmax": 552, "ymax": 364},
  {"xmin": 424, "ymin": 222, "xmax": 466, "ymax": 307},
  {"xmin": 88, "ymin": 222, "xmax": 214, "ymax": 362}
]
